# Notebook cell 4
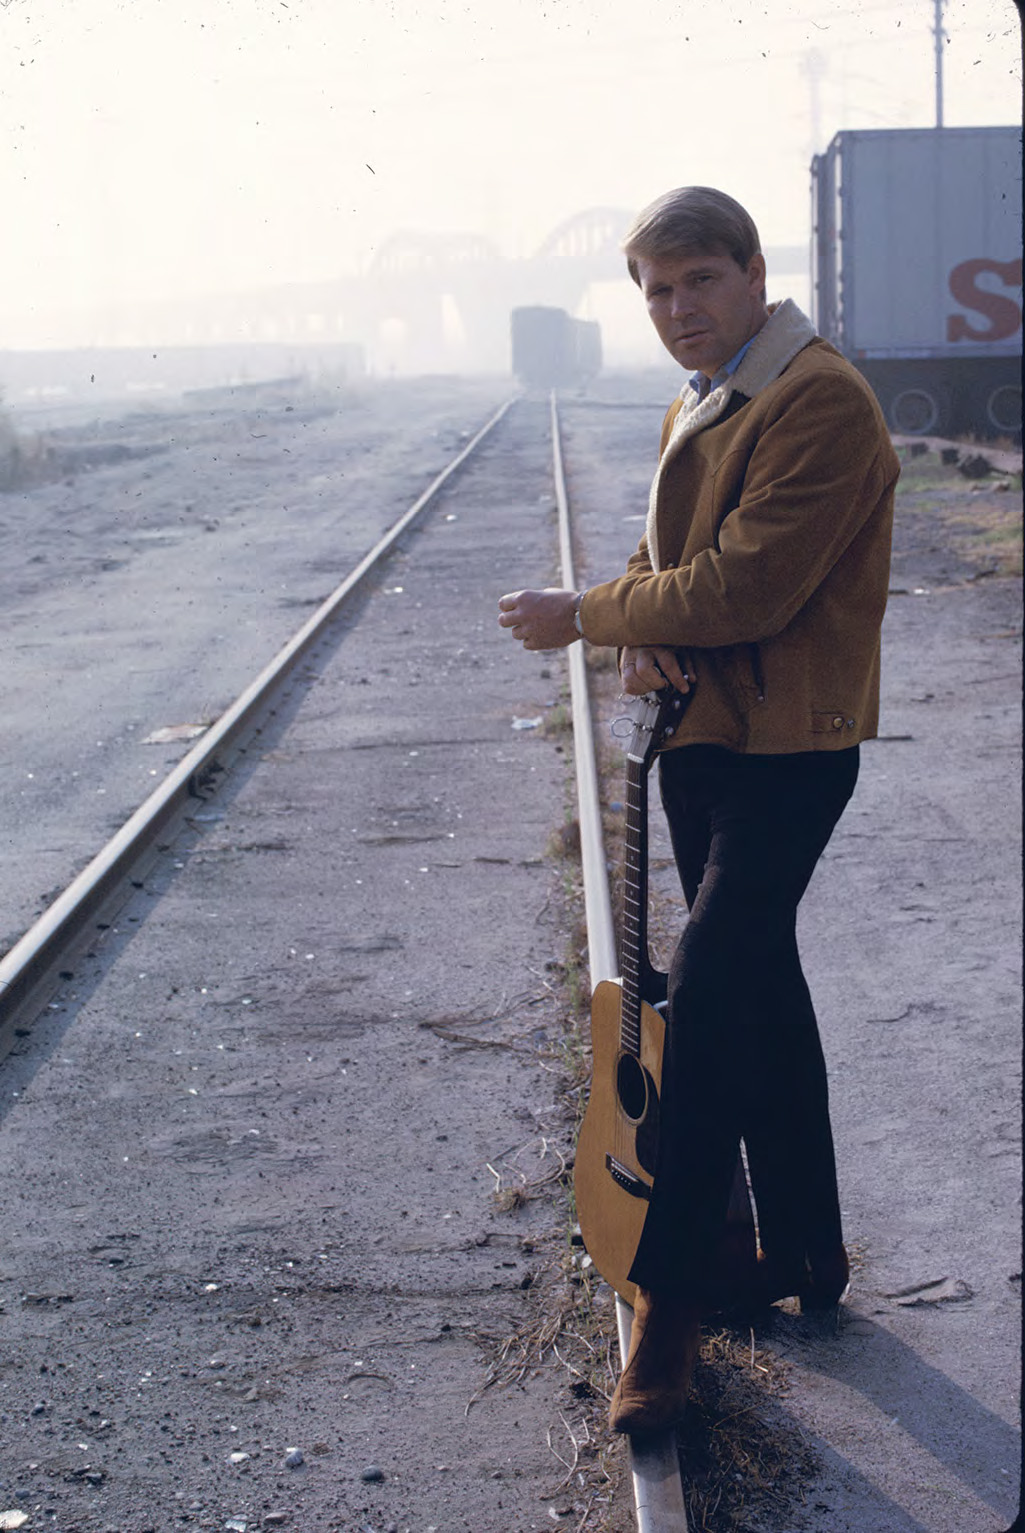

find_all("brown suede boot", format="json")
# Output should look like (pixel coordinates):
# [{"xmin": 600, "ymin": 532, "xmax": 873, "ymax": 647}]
[{"xmin": 608, "ymin": 1288, "xmax": 702, "ymax": 1436}]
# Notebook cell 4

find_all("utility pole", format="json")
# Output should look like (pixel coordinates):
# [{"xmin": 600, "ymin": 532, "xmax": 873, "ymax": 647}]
[
  {"xmin": 933, "ymin": 0, "xmax": 946, "ymax": 127},
  {"xmin": 800, "ymin": 47, "xmax": 828, "ymax": 155}
]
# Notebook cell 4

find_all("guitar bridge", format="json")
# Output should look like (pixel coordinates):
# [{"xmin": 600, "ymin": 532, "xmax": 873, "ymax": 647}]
[{"xmin": 605, "ymin": 1153, "xmax": 651, "ymax": 1201}]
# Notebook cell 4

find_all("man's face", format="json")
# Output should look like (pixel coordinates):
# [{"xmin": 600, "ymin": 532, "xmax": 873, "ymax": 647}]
[{"xmin": 635, "ymin": 248, "xmax": 769, "ymax": 378}]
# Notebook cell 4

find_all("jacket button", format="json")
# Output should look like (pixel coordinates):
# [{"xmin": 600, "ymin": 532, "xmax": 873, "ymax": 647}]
[
  {"xmin": 664, "ymin": 560, "xmax": 676, "ymax": 569},
  {"xmin": 846, "ymin": 718, "xmax": 856, "ymax": 729},
  {"xmin": 832, "ymin": 715, "xmax": 845, "ymax": 729}
]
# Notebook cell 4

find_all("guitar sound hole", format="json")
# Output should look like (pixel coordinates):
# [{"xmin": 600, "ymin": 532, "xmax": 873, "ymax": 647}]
[{"xmin": 616, "ymin": 1053, "xmax": 649, "ymax": 1123}]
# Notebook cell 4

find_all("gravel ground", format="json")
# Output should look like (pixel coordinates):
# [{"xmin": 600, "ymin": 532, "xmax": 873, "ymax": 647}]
[{"xmin": 0, "ymin": 377, "xmax": 1020, "ymax": 1533}]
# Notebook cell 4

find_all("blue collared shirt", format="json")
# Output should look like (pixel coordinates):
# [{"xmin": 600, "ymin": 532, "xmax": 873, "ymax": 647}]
[{"xmin": 688, "ymin": 334, "xmax": 757, "ymax": 399}]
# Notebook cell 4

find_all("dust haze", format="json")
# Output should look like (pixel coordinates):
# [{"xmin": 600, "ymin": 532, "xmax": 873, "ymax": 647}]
[{"xmin": 0, "ymin": 0, "xmax": 1019, "ymax": 403}]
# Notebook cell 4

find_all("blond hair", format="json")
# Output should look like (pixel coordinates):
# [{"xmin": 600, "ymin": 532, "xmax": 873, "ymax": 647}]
[{"xmin": 622, "ymin": 186, "xmax": 762, "ymax": 286}]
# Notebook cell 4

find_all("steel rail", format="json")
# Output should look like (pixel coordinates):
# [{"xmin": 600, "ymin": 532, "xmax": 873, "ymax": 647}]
[
  {"xmin": 550, "ymin": 392, "xmax": 690, "ymax": 1533},
  {"xmin": 0, "ymin": 399, "xmax": 513, "ymax": 1040}
]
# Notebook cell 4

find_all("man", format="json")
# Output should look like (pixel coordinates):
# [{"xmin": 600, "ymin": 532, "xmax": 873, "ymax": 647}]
[{"xmin": 498, "ymin": 186, "xmax": 899, "ymax": 1436}]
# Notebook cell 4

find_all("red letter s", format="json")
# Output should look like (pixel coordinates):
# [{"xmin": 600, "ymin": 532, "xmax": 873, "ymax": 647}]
[{"xmin": 947, "ymin": 258, "xmax": 1023, "ymax": 343}]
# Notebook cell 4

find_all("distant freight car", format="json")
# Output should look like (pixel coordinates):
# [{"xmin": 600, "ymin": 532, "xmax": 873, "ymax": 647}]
[
  {"xmin": 511, "ymin": 307, "xmax": 602, "ymax": 390},
  {"xmin": 812, "ymin": 126, "xmax": 1022, "ymax": 440}
]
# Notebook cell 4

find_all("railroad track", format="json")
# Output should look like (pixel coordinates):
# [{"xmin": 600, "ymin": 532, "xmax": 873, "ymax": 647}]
[
  {"xmin": 0, "ymin": 400, "xmax": 512, "ymax": 1044},
  {"xmin": 3, "ymin": 383, "xmax": 1011, "ymax": 1533},
  {"xmin": 0, "ymin": 388, "xmax": 690, "ymax": 1530}
]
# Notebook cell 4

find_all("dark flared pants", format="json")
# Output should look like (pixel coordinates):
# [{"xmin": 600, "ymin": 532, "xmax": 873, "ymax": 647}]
[{"xmin": 629, "ymin": 742, "xmax": 860, "ymax": 1294}]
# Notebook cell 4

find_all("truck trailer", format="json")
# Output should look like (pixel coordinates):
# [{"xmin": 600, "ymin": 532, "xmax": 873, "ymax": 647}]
[{"xmin": 811, "ymin": 126, "xmax": 1022, "ymax": 441}]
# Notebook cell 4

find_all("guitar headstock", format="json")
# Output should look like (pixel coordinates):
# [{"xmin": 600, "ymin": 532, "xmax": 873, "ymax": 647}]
[{"xmin": 618, "ymin": 687, "xmax": 689, "ymax": 766}]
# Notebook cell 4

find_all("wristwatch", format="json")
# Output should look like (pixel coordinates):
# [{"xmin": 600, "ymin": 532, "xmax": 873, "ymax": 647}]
[{"xmin": 573, "ymin": 591, "xmax": 586, "ymax": 638}]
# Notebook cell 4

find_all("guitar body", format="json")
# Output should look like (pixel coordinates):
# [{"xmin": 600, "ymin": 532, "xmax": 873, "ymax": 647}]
[
  {"xmin": 575, "ymin": 979, "xmax": 665, "ymax": 1306},
  {"xmin": 573, "ymin": 686, "xmax": 758, "ymax": 1306}
]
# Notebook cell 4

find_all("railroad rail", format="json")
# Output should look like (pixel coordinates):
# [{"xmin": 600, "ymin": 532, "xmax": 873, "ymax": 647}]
[
  {"xmin": 552, "ymin": 392, "xmax": 690, "ymax": 1532},
  {"xmin": 0, "ymin": 400, "xmax": 511, "ymax": 1043}
]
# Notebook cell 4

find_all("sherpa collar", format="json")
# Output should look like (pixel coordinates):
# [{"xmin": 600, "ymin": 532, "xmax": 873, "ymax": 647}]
[{"xmin": 645, "ymin": 299, "xmax": 818, "ymax": 572}]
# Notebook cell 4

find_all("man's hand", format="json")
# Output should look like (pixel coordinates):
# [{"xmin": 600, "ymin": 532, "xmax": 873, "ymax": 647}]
[
  {"xmin": 620, "ymin": 645, "xmax": 692, "ymax": 696},
  {"xmin": 498, "ymin": 588, "xmax": 578, "ymax": 651}
]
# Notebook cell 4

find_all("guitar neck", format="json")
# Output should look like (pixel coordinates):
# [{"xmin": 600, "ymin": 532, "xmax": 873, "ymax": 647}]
[{"xmin": 620, "ymin": 752, "xmax": 665, "ymax": 1047}]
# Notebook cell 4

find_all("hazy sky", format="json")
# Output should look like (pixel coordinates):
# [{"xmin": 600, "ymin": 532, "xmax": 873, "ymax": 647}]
[{"xmin": 0, "ymin": 0, "xmax": 1020, "ymax": 343}]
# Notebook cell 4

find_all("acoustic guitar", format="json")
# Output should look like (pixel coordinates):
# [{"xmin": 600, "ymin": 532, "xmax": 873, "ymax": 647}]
[{"xmin": 574, "ymin": 687, "xmax": 756, "ymax": 1306}]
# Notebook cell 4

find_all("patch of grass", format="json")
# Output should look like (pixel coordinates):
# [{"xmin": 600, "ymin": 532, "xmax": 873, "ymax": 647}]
[
  {"xmin": 939, "ymin": 498, "xmax": 1023, "ymax": 577},
  {"xmin": 542, "ymin": 701, "xmax": 574, "ymax": 739},
  {"xmin": 585, "ymin": 644, "xmax": 620, "ymax": 675},
  {"xmin": 894, "ymin": 447, "xmax": 1024, "ymax": 576},
  {"xmin": 895, "ymin": 461, "xmax": 950, "ymax": 497},
  {"xmin": 973, "ymin": 520, "xmax": 1023, "ymax": 573},
  {"xmin": 546, "ymin": 816, "xmax": 582, "ymax": 862},
  {"xmin": 542, "ymin": 788, "xmax": 590, "ymax": 1030},
  {"xmin": 678, "ymin": 1327, "xmax": 818, "ymax": 1533}
]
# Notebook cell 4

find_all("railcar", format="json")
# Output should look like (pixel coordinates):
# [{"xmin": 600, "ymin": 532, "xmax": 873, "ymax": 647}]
[{"xmin": 511, "ymin": 306, "xmax": 602, "ymax": 390}]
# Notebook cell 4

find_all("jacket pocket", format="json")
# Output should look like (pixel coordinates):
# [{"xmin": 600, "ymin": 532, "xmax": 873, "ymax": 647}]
[
  {"xmin": 719, "ymin": 643, "xmax": 765, "ymax": 709},
  {"xmin": 811, "ymin": 710, "xmax": 858, "ymax": 736}
]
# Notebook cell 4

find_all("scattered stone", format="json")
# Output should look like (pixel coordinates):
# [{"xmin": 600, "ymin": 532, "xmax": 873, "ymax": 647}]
[
  {"xmin": 887, "ymin": 1276, "xmax": 974, "ymax": 1305},
  {"xmin": 958, "ymin": 453, "xmax": 992, "ymax": 479},
  {"xmin": 262, "ymin": 1517, "xmax": 288, "ymax": 1528},
  {"xmin": 228, "ymin": 1451, "xmax": 250, "ymax": 1464},
  {"xmin": 0, "ymin": 1515, "xmax": 29, "ymax": 1531},
  {"xmin": 67, "ymin": 1464, "xmax": 106, "ymax": 1483},
  {"xmin": 283, "ymin": 1447, "xmax": 304, "ymax": 1469},
  {"xmin": 940, "ymin": 446, "xmax": 960, "ymax": 465},
  {"xmin": 361, "ymin": 1464, "xmax": 385, "ymax": 1482},
  {"xmin": 142, "ymin": 722, "xmax": 208, "ymax": 745}
]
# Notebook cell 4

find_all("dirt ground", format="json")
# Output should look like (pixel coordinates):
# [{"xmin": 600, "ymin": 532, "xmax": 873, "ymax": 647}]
[{"xmin": 0, "ymin": 377, "xmax": 1021, "ymax": 1533}]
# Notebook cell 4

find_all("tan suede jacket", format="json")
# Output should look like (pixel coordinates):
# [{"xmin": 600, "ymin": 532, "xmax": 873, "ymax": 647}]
[{"xmin": 579, "ymin": 303, "xmax": 901, "ymax": 754}]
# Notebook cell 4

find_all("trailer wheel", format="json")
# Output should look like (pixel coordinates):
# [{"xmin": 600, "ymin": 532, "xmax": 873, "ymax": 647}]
[
  {"xmin": 986, "ymin": 383, "xmax": 1022, "ymax": 436},
  {"xmin": 890, "ymin": 388, "xmax": 940, "ymax": 435}
]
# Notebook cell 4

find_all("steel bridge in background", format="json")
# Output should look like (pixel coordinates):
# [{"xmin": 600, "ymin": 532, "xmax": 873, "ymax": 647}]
[{"xmin": 3, "ymin": 210, "xmax": 806, "ymax": 387}]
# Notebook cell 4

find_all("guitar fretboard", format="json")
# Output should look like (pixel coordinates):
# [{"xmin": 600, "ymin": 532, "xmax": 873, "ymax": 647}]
[{"xmin": 620, "ymin": 755, "xmax": 647, "ymax": 1058}]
